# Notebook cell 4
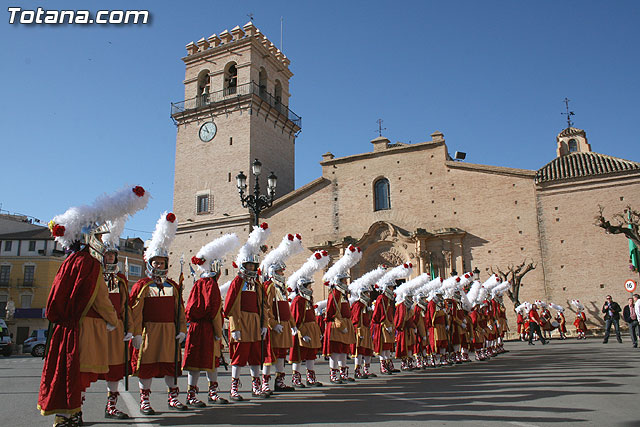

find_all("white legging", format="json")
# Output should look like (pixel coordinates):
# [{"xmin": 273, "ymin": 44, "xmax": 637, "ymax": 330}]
[
  {"xmin": 378, "ymin": 349, "xmax": 391, "ymax": 360},
  {"xmin": 231, "ymin": 364, "xmax": 261, "ymax": 379},
  {"xmin": 187, "ymin": 369, "xmax": 218, "ymax": 387},
  {"xmin": 138, "ymin": 375, "xmax": 177, "ymax": 390},
  {"xmin": 263, "ymin": 358, "xmax": 286, "ymax": 375}
]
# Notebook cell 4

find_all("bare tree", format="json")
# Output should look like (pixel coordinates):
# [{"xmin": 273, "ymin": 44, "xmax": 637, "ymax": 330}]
[
  {"xmin": 490, "ymin": 259, "xmax": 537, "ymax": 307},
  {"xmin": 595, "ymin": 205, "xmax": 640, "ymax": 248}
]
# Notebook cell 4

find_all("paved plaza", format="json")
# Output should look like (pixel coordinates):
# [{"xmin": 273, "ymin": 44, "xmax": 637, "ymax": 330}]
[{"xmin": 2, "ymin": 339, "xmax": 639, "ymax": 426}]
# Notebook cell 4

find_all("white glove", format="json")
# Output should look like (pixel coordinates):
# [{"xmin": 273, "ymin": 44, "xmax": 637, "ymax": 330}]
[
  {"xmin": 106, "ymin": 323, "xmax": 116, "ymax": 332},
  {"xmin": 261, "ymin": 327, "xmax": 268, "ymax": 338},
  {"xmin": 385, "ymin": 326, "xmax": 393, "ymax": 333},
  {"xmin": 462, "ymin": 320, "xmax": 467, "ymax": 328},
  {"xmin": 231, "ymin": 330, "xmax": 241, "ymax": 341},
  {"xmin": 273, "ymin": 324, "xmax": 284, "ymax": 334},
  {"xmin": 446, "ymin": 325, "xmax": 450, "ymax": 331},
  {"xmin": 342, "ymin": 328, "xmax": 348, "ymax": 334},
  {"xmin": 123, "ymin": 332, "xmax": 133, "ymax": 342},
  {"xmin": 422, "ymin": 336, "xmax": 427, "ymax": 340},
  {"xmin": 176, "ymin": 332, "xmax": 186, "ymax": 343},
  {"xmin": 291, "ymin": 327, "xmax": 299, "ymax": 335},
  {"xmin": 302, "ymin": 335, "xmax": 311, "ymax": 343},
  {"xmin": 214, "ymin": 335, "xmax": 222, "ymax": 341},
  {"xmin": 413, "ymin": 328, "xmax": 418, "ymax": 334},
  {"xmin": 132, "ymin": 335, "xmax": 143, "ymax": 349}
]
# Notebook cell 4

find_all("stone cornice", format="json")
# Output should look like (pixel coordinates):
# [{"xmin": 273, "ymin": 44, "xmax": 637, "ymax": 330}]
[
  {"xmin": 320, "ymin": 141, "xmax": 446, "ymax": 166},
  {"xmin": 445, "ymin": 161, "xmax": 536, "ymax": 178}
]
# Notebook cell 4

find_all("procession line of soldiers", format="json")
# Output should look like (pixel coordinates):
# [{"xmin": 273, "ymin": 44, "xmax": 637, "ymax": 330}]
[
  {"xmin": 515, "ymin": 299, "xmax": 588, "ymax": 343},
  {"xmin": 37, "ymin": 186, "xmax": 513, "ymax": 427}
]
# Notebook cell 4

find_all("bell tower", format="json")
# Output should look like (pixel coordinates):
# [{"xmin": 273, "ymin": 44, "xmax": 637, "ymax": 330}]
[{"xmin": 171, "ymin": 22, "xmax": 301, "ymax": 227}]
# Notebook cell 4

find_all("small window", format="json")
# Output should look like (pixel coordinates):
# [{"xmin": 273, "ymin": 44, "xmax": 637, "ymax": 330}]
[
  {"xmin": 568, "ymin": 139, "xmax": 578, "ymax": 153},
  {"xmin": 197, "ymin": 194, "xmax": 210, "ymax": 214},
  {"xmin": 129, "ymin": 264, "xmax": 142, "ymax": 277},
  {"xmin": 374, "ymin": 178, "xmax": 391, "ymax": 211},
  {"xmin": 0, "ymin": 265, "xmax": 10, "ymax": 286},
  {"xmin": 21, "ymin": 294, "xmax": 32, "ymax": 308},
  {"xmin": 224, "ymin": 62, "xmax": 237, "ymax": 95},
  {"xmin": 28, "ymin": 241, "xmax": 36, "ymax": 251},
  {"xmin": 23, "ymin": 265, "xmax": 35, "ymax": 286},
  {"xmin": 4, "ymin": 241, "xmax": 12, "ymax": 251}
]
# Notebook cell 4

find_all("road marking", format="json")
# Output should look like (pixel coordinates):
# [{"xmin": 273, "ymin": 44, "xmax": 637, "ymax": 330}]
[{"xmin": 119, "ymin": 381, "xmax": 153, "ymax": 427}]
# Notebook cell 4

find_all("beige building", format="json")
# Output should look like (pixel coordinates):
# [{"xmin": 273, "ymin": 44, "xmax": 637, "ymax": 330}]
[{"xmin": 170, "ymin": 23, "xmax": 640, "ymax": 332}]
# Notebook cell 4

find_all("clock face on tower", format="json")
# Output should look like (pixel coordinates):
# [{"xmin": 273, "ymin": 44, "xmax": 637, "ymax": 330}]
[{"xmin": 199, "ymin": 121, "xmax": 217, "ymax": 142}]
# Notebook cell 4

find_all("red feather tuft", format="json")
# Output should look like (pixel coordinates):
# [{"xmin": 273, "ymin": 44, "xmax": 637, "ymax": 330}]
[
  {"xmin": 403, "ymin": 263, "xmax": 408, "ymax": 268},
  {"xmin": 357, "ymin": 247, "xmax": 362, "ymax": 252},
  {"xmin": 321, "ymin": 250, "xmax": 328, "ymax": 256},
  {"xmin": 166, "ymin": 213, "xmax": 176, "ymax": 223},
  {"xmin": 257, "ymin": 268, "xmax": 261, "ymax": 276},
  {"xmin": 51, "ymin": 224, "xmax": 65, "ymax": 237},
  {"xmin": 287, "ymin": 287, "xmax": 292, "ymax": 292},
  {"xmin": 232, "ymin": 261, "xmax": 238, "ymax": 268},
  {"xmin": 132, "ymin": 186, "xmax": 145, "ymax": 197},
  {"xmin": 324, "ymin": 281, "xmax": 329, "ymax": 286},
  {"xmin": 349, "ymin": 245, "xmax": 356, "ymax": 252},
  {"xmin": 287, "ymin": 234, "xmax": 294, "ymax": 241},
  {"xmin": 314, "ymin": 252, "xmax": 322, "ymax": 260},
  {"xmin": 295, "ymin": 233, "xmax": 302, "ymax": 240},
  {"xmin": 260, "ymin": 222, "xmax": 269, "ymax": 230},
  {"xmin": 440, "ymin": 277, "xmax": 443, "ymax": 282},
  {"xmin": 374, "ymin": 284, "xmax": 379, "ymax": 289},
  {"xmin": 409, "ymin": 262, "xmax": 413, "ymax": 268},
  {"xmin": 288, "ymin": 298, "xmax": 292, "ymax": 302},
  {"xmin": 456, "ymin": 277, "xmax": 461, "ymax": 282},
  {"xmin": 314, "ymin": 304, "xmax": 318, "ymax": 309}
]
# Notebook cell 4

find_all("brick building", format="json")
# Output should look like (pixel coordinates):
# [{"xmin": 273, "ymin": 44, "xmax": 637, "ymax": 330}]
[{"xmin": 170, "ymin": 23, "xmax": 640, "ymax": 332}]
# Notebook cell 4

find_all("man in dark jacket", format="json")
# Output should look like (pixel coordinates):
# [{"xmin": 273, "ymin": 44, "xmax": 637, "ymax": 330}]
[
  {"xmin": 622, "ymin": 297, "xmax": 638, "ymax": 348},
  {"xmin": 602, "ymin": 295, "xmax": 622, "ymax": 344}
]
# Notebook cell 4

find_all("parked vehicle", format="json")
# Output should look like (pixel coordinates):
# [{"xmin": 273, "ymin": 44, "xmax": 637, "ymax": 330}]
[
  {"xmin": 22, "ymin": 328, "xmax": 47, "ymax": 357},
  {"xmin": 0, "ymin": 320, "xmax": 13, "ymax": 357}
]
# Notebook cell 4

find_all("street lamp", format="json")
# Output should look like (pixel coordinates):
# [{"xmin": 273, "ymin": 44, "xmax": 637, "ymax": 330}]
[
  {"xmin": 236, "ymin": 158, "xmax": 277, "ymax": 226},
  {"xmin": 473, "ymin": 267, "xmax": 480, "ymax": 281}
]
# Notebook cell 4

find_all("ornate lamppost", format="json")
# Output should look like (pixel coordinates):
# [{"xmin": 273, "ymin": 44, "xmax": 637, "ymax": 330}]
[
  {"xmin": 473, "ymin": 267, "xmax": 481, "ymax": 281},
  {"xmin": 236, "ymin": 158, "xmax": 277, "ymax": 226}
]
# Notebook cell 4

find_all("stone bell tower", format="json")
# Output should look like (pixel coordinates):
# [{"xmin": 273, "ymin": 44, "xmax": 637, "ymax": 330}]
[{"xmin": 170, "ymin": 22, "xmax": 301, "ymax": 277}]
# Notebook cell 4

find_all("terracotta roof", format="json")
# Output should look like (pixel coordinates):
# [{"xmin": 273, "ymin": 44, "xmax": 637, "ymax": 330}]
[
  {"xmin": 535, "ymin": 152, "xmax": 640, "ymax": 184},
  {"xmin": 558, "ymin": 127, "xmax": 586, "ymax": 138}
]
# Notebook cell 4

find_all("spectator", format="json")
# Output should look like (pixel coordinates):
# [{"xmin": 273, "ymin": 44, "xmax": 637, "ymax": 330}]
[
  {"xmin": 601, "ymin": 295, "xmax": 622, "ymax": 344},
  {"xmin": 623, "ymin": 297, "xmax": 639, "ymax": 348}
]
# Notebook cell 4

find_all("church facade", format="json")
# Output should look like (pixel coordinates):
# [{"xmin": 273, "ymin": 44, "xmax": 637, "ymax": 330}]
[{"xmin": 170, "ymin": 23, "xmax": 640, "ymax": 330}]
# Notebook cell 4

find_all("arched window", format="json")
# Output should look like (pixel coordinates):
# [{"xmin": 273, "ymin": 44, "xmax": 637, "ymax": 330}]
[
  {"xmin": 196, "ymin": 69, "xmax": 210, "ymax": 107},
  {"xmin": 224, "ymin": 62, "xmax": 237, "ymax": 95},
  {"xmin": 568, "ymin": 139, "xmax": 578, "ymax": 153},
  {"xmin": 258, "ymin": 67, "xmax": 268, "ymax": 98},
  {"xmin": 374, "ymin": 178, "xmax": 391, "ymax": 211},
  {"xmin": 274, "ymin": 79, "xmax": 283, "ymax": 113}
]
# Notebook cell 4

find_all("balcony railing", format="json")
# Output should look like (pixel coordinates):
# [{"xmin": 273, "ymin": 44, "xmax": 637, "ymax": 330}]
[
  {"xmin": 0, "ymin": 278, "xmax": 36, "ymax": 288},
  {"xmin": 171, "ymin": 81, "xmax": 302, "ymax": 128}
]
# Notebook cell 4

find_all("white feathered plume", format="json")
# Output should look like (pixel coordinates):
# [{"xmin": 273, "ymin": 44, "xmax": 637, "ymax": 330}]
[
  {"xmin": 49, "ymin": 185, "xmax": 150, "ymax": 248},
  {"xmin": 323, "ymin": 244, "xmax": 362, "ymax": 284},
  {"xmin": 259, "ymin": 233, "xmax": 304, "ymax": 278},
  {"xmin": 491, "ymin": 282, "xmax": 511, "ymax": 298},
  {"xmin": 102, "ymin": 216, "xmax": 128, "ymax": 249},
  {"xmin": 395, "ymin": 273, "xmax": 431, "ymax": 304},
  {"xmin": 287, "ymin": 250, "xmax": 331, "ymax": 294},
  {"xmin": 549, "ymin": 302, "xmax": 564, "ymax": 312},
  {"xmin": 466, "ymin": 280, "xmax": 483, "ymax": 306},
  {"xmin": 315, "ymin": 299, "xmax": 327, "ymax": 316},
  {"xmin": 348, "ymin": 266, "xmax": 387, "ymax": 304},
  {"xmin": 193, "ymin": 233, "xmax": 242, "ymax": 273},
  {"xmin": 144, "ymin": 211, "xmax": 178, "ymax": 261},
  {"xmin": 235, "ymin": 222, "xmax": 271, "ymax": 267},
  {"xmin": 219, "ymin": 280, "xmax": 232, "ymax": 300},
  {"xmin": 378, "ymin": 262, "xmax": 414, "ymax": 292},
  {"xmin": 515, "ymin": 302, "xmax": 531, "ymax": 315},
  {"xmin": 570, "ymin": 299, "xmax": 585, "ymax": 311}
]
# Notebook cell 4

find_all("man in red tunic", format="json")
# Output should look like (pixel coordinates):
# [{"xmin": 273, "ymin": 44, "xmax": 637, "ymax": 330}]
[
  {"xmin": 99, "ymin": 233, "xmax": 134, "ymax": 420},
  {"xmin": 224, "ymin": 223, "xmax": 270, "ymax": 400},
  {"xmin": 130, "ymin": 212, "xmax": 188, "ymax": 414},
  {"xmin": 528, "ymin": 303, "xmax": 548, "ymax": 345},
  {"xmin": 260, "ymin": 233, "xmax": 304, "ymax": 394},
  {"xmin": 183, "ymin": 233, "xmax": 240, "ymax": 407},
  {"xmin": 394, "ymin": 292, "xmax": 416, "ymax": 371},
  {"xmin": 38, "ymin": 185, "xmax": 148, "ymax": 427},
  {"xmin": 425, "ymin": 290, "xmax": 449, "ymax": 366},
  {"xmin": 287, "ymin": 250, "xmax": 330, "ymax": 387}
]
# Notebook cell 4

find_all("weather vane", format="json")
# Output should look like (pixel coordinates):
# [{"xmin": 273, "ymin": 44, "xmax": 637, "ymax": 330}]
[
  {"xmin": 562, "ymin": 97, "xmax": 575, "ymax": 129},
  {"xmin": 247, "ymin": 13, "xmax": 254, "ymax": 22},
  {"xmin": 375, "ymin": 118, "xmax": 386, "ymax": 137}
]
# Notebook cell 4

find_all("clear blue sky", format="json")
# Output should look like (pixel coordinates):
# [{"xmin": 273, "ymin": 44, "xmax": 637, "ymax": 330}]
[{"xmin": 2, "ymin": 1, "xmax": 639, "ymax": 238}]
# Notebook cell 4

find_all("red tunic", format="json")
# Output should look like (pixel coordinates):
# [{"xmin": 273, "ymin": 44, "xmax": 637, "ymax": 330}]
[
  {"xmin": 182, "ymin": 276, "xmax": 222, "ymax": 371},
  {"xmin": 517, "ymin": 313, "xmax": 524, "ymax": 333},
  {"xmin": 574, "ymin": 312, "xmax": 588, "ymax": 332},
  {"xmin": 350, "ymin": 300, "xmax": 373, "ymax": 356},
  {"xmin": 289, "ymin": 295, "xmax": 321, "ymax": 362},
  {"xmin": 372, "ymin": 294, "xmax": 395, "ymax": 353},
  {"xmin": 38, "ymin": 250, "xmax": 103, "ymax": 416},
  {"xmin": 426, "ymin": 300, "xmax": 448, "ymax": 352},
  {"xmin": 394, "ymin": 302, "xmax": 415, "ymax": 358},
  {"xmin": 412, "ymin": 305, "xmax": 428, "ymax": 354},
  {"xmin": 557, "ymin": 312, "xmax": 567, "ymax": 333},
  {"xmin": 323, "ymin": 289, "xmax": 353, "ymax": 355},
  {"xmin": 98, "ymin": 273, "xmax": 131, "ymax": 382}
]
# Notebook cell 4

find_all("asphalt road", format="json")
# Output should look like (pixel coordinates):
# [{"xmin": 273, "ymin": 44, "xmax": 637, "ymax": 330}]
[{"xmin": 2, "ymin": 339, "xmax": 639, "ymax": 426}]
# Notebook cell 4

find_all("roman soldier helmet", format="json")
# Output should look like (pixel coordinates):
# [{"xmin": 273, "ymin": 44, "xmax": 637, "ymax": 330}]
[
  {"xmin": 378, "ymin": 263, "xmax": 413, "ymax": 300},
  {"xmin": 192, "ymin": 233, "xmax": 241, "ymax": 278},
  {"xmin": 259, "ymin": 233, "xmax": 304, "ymax": 283},
  {"xmin": 348, "ymin": 265, "xmax": 387, "ymax": 305},
  {"xmin": 395, "ymin": 272, "xmax": 431, "ymax": 306},
  {"xmin": 101, "ymin": 216, "xmax": 128, "ymax": 274},
  {"xmin": 235, "ymin": 222, "xmax": 271, "ymax": 279},
  {"xmin": 570, "ymin": 299, "xmax": 585, "ymax": 312},
  {"xmin": 48, "ymin": 185, "xmax": 149, "ymax": 261},
  {"xmin": 323, "ymin": 245, "xmax": 362, "ymax": 294},
  {"xmin": 549, "ymin": 302, "xmax": 564, "ymax": 313},
  {"xmin": 144, "ymin": 212, "xmax": 178, "ymax": 280},
  {"xmin": 287, "ymin": 250, "xmax": 330, "ymax": 299}
]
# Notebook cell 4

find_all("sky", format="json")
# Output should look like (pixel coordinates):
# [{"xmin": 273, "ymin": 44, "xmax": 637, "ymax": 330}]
[{"xmin": 1, "ymin": 0, "xmax": 639, "ymax": 238}]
